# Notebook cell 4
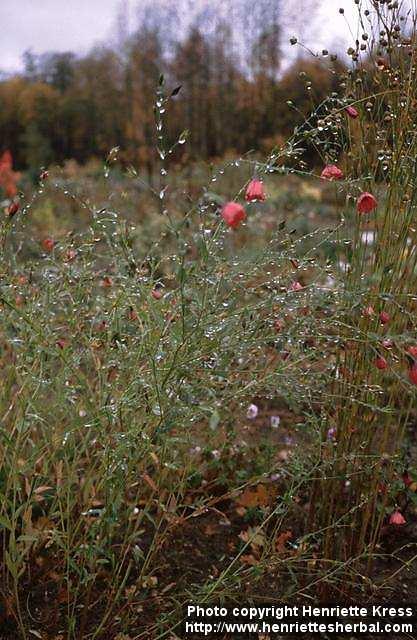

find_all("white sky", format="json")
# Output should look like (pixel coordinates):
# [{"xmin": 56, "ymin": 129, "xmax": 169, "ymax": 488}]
[{"xmin": 0, "ymin": 0, "xmax": 361, "ymax": 74}]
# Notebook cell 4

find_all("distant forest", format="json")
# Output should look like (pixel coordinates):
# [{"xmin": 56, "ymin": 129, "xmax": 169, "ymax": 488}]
[{"xmin": 0, "ymin": 0, "xmax": 344, "ymax": 172}]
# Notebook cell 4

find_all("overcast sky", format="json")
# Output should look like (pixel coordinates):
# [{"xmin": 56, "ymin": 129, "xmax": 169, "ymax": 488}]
[{"xmin": 1, "ymin": 0, "xmax": 359, "ymax": 73}]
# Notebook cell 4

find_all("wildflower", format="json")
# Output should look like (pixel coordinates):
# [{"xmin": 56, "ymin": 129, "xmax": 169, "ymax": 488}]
[
  {"xmin": 221, "ymin": 202, "xmax": 246, "ymax": 228},
  {"xmin": 101, "ymin": 276, "xmax": 112, "ymax": 288},
  {"xmin": 409, "ymin": 364, "xmax": 417, "ymax": 386},
  {"xmin": 389, "ymin": 510, "xmax": 406, "ymax": 525},
  {"xmin": 363, "ymin": 305, "xmax": 375, "ymax": 318},
  {"xmin": 40, "ymin": 170, "xmax": 49, "ymax": 181},
  {"xmin": 379, "ymin": 311, "xmax": 390, "ymax": 325},
  {"xmin": 290, "ymin": 281, "xmax": 303, "ymax": 292},
  {"xmin": 320, "ymin": 165, "xmax": 344, "ymax": 181},
  {"xmin": 211, "ymin": 449, "xmax": 221, "ymax": 460},
  {"xmin": 246, "ymin": 404, "xmax": 259, "ymax": 419},
  {"xmin": 407, "ymin": 346, "xmax": 417, "ymax": 358},
  {"xmin": 151, "ymin": 289, "xmax": 163, "ymax": 300},
  {"xmin": 245, "ymin": 179, "xmax": 266, "ymax": 202},
  {"xmin": 64, "ymin": 249, "xmax": 77, "ymax": 262},
  {"xmin": 327, "ymin": 427, "xmax": 336, "ymax": 440},
  {"xmin": 375, "ymin": 356, "xmax": 388, "ymax": 370},
  {"xmin": 56, "ymin": 338, "xmax": 68, "ymax": 350},
  {"xmin": 357, "ymin": 192, "xmax": 378, "ymax": 214},
  {"xmin": 6, "ymin": 200, "xmax": 19, "ymax": 217},
  {"xmin": 345, "ymin": 105, "xmax": 359, "ymax": 119},
  {"xmin": 42, "ymin": 237, "xmax": 55, "ymax": 252},
  {"xmin": 270, "ymin": 416, "xmax": 280, "ymax": 428},
  {"xmin": 382, "ymin": 339, "xmax": 393, "ymax": 349}
]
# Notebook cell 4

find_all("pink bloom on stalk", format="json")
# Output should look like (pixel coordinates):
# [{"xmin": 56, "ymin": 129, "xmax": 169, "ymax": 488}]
[
  {"xmin": 290, "ymin": 281, "xmax": 303, "ymax": 292},
  {"xmin": 382, "ymin": 339, "xmax": 393, "ymax": 349},
  {"xmin": 42, "ymin": 237, "xmax": 55, "ymax": 252},
  {"xmin": 375, "ymin": 356, "xmax": 388, "ymax": 370},
  {"xmin": 320, "ymin": 165, "xmax": 344, "ymax": 181},
  {"xmin": 389, "ymin": 510, "xmax": 406, "ymax": 526},
  {"xmin": 345, "ymin": 106, "xmax": 359, "ymax": 119},
  {"xmin": 363, "ymin": 305, "xmax": 375, "ymax": 318},
  {"xmin": 357, "ymin": 192, "xmax": 378, "ymax": 214},
  {"xmin": 245, "ymin": 179, "xmax": 266, "ymax": 202},
  {"xmin": 379, "ymin": 311, "xmax": 390, "ymax": 325},
  {"xmin": 221, "ymin": 202, "xmax": 246, "ymax": 228},
  {"xmin": 151, "ymin": 289, "xmax": 163, "ymax": 300}
]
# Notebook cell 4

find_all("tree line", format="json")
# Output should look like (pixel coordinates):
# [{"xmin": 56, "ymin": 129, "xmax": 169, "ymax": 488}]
[{"xmin": 0, "ymin": 0, "xmax": 343, "ymax": 174}]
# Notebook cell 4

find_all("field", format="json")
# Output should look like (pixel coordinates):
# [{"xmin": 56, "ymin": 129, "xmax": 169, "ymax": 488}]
[{"xmin": 1, "ymin": 2, "xmax": 417, "ymax": 639}]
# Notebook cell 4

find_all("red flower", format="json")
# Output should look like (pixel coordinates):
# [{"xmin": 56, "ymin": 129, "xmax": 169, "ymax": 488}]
[
  {"xmin": 320, "ymin": 165, "xmax": 344, "ymax": 181},
  {"xmin": 56, "ymin": 338, "xmax": 68, "ymax": 350},
  {"xmin": 407, "ymin": 346, "xmax": 417, "ymax": 357},
  {"xmin": 345, "ymin": 105, "xmax": 359, "ymax": 119},
  {"xmin": 40, "ymin": 170, "xmax": 49, "ymax": 181},
  {"xmin": 221, "ymin": 202, "xmax": 246, "ymax": 228},
  {"xmin": 375, "ymin": 356, "xmax": 388, "ymax": 370},
  {"xmin": 389, "ymin": 510, "xmax": 406, "ymax": 525},
  {"xmin": 151, "ymin": 289, "xmax": 163, "ymax": 300},
  {"xmin": 101, "ymin": 276, "xmax": 113, "ymax": 288},
  {"xmin": 6, "ymin": 201, "xmax": 19, "ymax": 217},
  {"xmin": 409, "ymin": 364, "xmax": 417, "ymax": 386},
  {"xmin": 357, "ymin": 192, "xmax": 377, "ymax": 214},
  {"xmin": 42, "ymin": 237, "xmax": 55, "ymax": 252},
  {"xmin": 245, "ymin": 179, "xmax": 266, "ymax": 202},
  {"xmin": 379, "ymin": 311, "xmax": 390, "ymax": 325}
]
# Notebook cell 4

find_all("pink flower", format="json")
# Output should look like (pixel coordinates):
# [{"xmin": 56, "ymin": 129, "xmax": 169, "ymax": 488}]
[
  {"xmin": 320, "ymin": 165, "xmax": 344, "ymax": 181},
  {"xmin": 245, "ymin": 179, "xmax": 266, "ymax": 202},
  {"xmin": 382, "ymin": 339, "xmax": 393, "ymax": 349},
  {"xmin": 389, "ymin": 510, "xmax": 406, "ymax": 525},
  {"xmin": 345, "ymin": 106, "xmax": 359, "ymax": 119},
  {"xmin": 357, "ymin": 192, "xmax": 378, "ymax": 214},
  {"xmin": 221, "ymin": 202, "xmax": 246, "ymax": 229},
  {"xmin": 290, "ymin": 281, "xmax": 303, "ymax": 292},
  {"xmin": 42, "ymin": 237, "xmax": 55, "ymax": 252},
  {"xmin": 375, "ymin": 356, "xmax": 388, "ymax": 370},
  {"xmin": 151, "ymin": 289, "xmax": 163, "ymax": 300},
  {"xmin": 379, "ymin": 311, "xmax": 390, "ymax": 325},
  {"xmin": 363, "ymin": 305, "xmax": 375, "ymax": 318},
  {"xmin": 407, "ymin": 346, "xmax": 417, "ymax": 358},
  {"xmin": 65, "ymin": 249, "xmax": 77, "ymax": 262}
]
